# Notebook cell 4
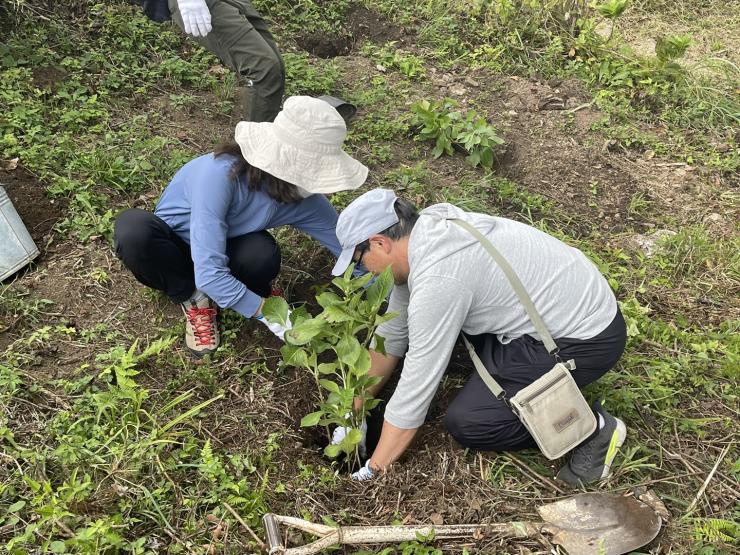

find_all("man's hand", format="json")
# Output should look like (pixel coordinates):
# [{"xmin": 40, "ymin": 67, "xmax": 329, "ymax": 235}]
[
  {"xmin": 351, "ymin": 459, "xmax": 375, "ymax": 481},
  {"xmin": 332, "ymin": 417, "xmax": 367, "ymax": 457},
  {"xmin": 177, "ymin": 0, "xmax": 212, "ymax": 37},
  {"xmin": 256, "ymin": 308, "xmax": 292, "ymax": 341}
]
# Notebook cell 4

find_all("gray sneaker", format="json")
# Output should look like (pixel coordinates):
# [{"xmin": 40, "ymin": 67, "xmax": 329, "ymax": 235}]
[
  {"xmin": 181, "ymin": 294, "xmax": 219, "ymax": 358},
  {"xmin": 556, "ymin": 401, "xmax": 626, "ymax": 486}
]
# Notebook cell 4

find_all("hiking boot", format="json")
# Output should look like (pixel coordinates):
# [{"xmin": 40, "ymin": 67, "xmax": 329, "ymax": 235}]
[
  {"xmin": 556, "ymin": 400, "xmax": 626, "ymax": 486},
  {"xmin": 181, "ymin": 293, "xmax": 219, "ymax": 358}
]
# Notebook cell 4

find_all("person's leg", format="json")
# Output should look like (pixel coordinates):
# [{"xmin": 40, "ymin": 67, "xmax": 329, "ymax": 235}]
[
  {"xmin": 445, "ymin": 334, "xmax": 552, "ymax": 452},
  {"xmin": 113, "ymin": 208, "xmax": 196, "ymax": 302},
  {"xmin": 114, "ymin": 208, "xmax": 219, "ymax": 358},
  {"xmin": 445, "ymin": 309, "xmax": 627, "ymax": 452},
  {"xmin": 168, "ymin": 0, "xmax": 284, "ymax": 122},
  {"xmin": 225, "ymin": 230, "xmax": 281, "ymax": 299}
]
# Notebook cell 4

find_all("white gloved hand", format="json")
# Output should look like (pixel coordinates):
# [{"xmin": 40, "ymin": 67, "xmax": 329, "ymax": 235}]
[
  {"xmin": 177, "ymin": 0, "xmax": 212, "ymax": 37},
  {"xmin": 332, "ymin": 416, "xmax": 367, "ymax": 457},
  {"xmin": 256, "ymin": 308, "xmax": 292, "ymax": 341},
  {"xmin": 351, "ymin": 459, "xmax": 375, "ymax": 481}
]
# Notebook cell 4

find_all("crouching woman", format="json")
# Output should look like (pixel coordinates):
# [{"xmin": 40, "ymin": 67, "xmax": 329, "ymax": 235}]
[{"xmin": 113, "ymin": 96, "xmax": 367, "ymax": 358}]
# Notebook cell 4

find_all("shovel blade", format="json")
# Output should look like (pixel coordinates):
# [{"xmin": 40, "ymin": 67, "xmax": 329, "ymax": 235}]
[{"xmin": 538, "ymin": 493, "xmax": 662, "ymax": 555}]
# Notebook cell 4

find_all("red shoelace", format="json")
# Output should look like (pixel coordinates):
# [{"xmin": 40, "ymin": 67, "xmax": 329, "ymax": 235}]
[{"xmin": 185, "ymin": 307, "xmax": 218, "ymax": 346}]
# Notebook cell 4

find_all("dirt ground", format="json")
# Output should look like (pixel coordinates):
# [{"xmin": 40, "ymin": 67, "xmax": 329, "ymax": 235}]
[{"xmin": 2, "ymin": 3, "xmax": 738, "ymax": 553}]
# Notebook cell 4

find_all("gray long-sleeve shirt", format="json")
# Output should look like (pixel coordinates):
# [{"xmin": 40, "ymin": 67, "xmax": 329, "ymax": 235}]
[{"xmin": 378, "ymin": 203, "xmax": 617, "ymax": 429}]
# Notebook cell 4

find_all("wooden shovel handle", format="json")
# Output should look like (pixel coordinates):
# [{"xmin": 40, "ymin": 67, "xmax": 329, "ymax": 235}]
[{"xmin": 263, "ymin": 514, "xmax": 539, "ymax": 555}]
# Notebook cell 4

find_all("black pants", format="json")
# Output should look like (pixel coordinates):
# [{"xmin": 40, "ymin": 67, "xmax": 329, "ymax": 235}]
[
  {"xmin": 113, "ymin": 208, "xmax": 280, "ymax": 303},
  {"xmin": 444, "ymin": 309, "xmax": 627, "ymax": 452}
]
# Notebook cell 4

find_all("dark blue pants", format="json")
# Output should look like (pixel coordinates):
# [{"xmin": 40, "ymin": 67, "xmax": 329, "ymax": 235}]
[
  {"xmin": 444, "ymin": 309, "xmax": 627, "ymax": 452},
  {"xmin": 113, "ymin": 208, "xmax": 280, "ymax": 303}
]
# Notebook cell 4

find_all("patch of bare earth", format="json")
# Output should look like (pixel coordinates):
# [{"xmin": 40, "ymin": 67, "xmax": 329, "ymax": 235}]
[{"xmin": 294, "ymin": 4, "xmax": 411, "ymax": 58}]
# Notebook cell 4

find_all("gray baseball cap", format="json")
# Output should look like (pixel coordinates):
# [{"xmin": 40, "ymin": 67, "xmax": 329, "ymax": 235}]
[{"xmin": 331, "ymin": 188, "xmax": 399, "ymax": 276}]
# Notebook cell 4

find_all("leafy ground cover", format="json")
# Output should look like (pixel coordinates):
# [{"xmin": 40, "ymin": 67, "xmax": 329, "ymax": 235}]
[{"xmin": 0, "ymin": 0, "xmax": 737, "ymax": 553}]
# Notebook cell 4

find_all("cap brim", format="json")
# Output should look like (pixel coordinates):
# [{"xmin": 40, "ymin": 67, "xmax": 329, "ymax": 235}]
[
  {"xmin": 235, "ymin": 121, "xmax": 368, "ymax": 194},
  {"xmin": 331, "ymin": 247, "xmax": 355, "ymax": 276}
]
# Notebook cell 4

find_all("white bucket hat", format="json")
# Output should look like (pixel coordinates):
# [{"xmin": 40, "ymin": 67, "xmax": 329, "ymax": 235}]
[{"xmin": 234, "ymin": 96, "xmax": 368, "ymax": 194}]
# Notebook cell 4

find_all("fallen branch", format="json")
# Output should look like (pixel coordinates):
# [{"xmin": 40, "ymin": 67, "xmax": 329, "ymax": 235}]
[
  {"xmin": 224, "ymin": 502, "xmax": 266, "ymax": 552},
  {"xmin": 685, "ymin": 442, "xmax": 732, "ymax": 516}
]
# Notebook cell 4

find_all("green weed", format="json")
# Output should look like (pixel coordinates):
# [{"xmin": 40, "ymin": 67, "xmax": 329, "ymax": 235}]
[{"xmin": 411, "ymin": 98, "xmax": 504, "ymax": 168}]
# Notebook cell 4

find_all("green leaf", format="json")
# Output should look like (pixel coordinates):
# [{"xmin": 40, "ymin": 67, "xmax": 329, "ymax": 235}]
[
  {"xmin": 595, "ymin": 0, "xmax": 630, "ymax": 19},
  {"xmin": 301, "ymin": 411, "xmax": 323, "ymax": 427},
  {"xmin": 319, "ymin": 379, "xmax": 340, "ymax": 394},
  {"xmin": 340, "ymin": 427, "xmax": 363, "ymax": 452},
  {"xmin": 365, "ymin": 267, "xmax": 394, "ymax": 311},
  {"xmin": 352, "ymin": 349, "xmax": 371, "ymax": 375},
  {"xmin": 336, "ymin": 334, "xmax": 362, "ymax": 366},
  {"xmin": 317, "ymin": 362, "xmax": 338, "ymax": 375},
  {"xmin": 281, "ymin": 344, "xmax": 309, "ymax": 367},
  {"xmin": 8, "ymin": 500, "xmax": 25, "ymax": 512},
  {"xmin": 49, "ymin": 541, "xmax": 67, "ymax": 554},
  {"xmin": 262, "ymin": 296, "xmax": 289, "ymax": 326},
  {"xmin": 373, "ymin": 333, "xmax": 387, "ymax": 355},
  {"xmin": 316, "ymin": 291, "xmax": 343, "ymax": 309},
  {"xmin": 323, "ymin": 304, "xmax": 355, "ymax": 323},
  {"xmin": 324, "ymin": 442, "xmax": 342, "ymax": 458},
  {"xmin": 285, "ymin": 318, "xmax": 327, "ymax": 345},
  {"xmin": 289, "ymin": 304, "xmax": 311, "ymax": 326},
  {"xmin": 655, "ymin": 35, "xmax": 692, "ymax": 62},
  {"xmin": 374, "ymin": 311, "xmax": 400, "ymax": 326}
]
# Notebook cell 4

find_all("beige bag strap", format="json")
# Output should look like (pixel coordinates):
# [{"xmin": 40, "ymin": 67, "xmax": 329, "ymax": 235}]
[
  {"xmin": 449, "ymin": 218, "xmax": 559, "ymax": 356},
  {"xmin": 449, "ymin": 217, "xmax": 564, "ymax": 402},
  {"xmin": 461, "ymin": 335, "xmax": 507, "ymax": 399}
]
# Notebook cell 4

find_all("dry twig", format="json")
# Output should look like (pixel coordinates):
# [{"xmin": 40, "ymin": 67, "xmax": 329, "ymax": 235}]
[{"xmin": 685, "ymin": 443, "xmax": 733, "ymax": 515}]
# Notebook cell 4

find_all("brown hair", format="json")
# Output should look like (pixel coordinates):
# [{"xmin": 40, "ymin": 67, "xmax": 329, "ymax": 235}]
[{"xmin": 213, "ymin": 141, "xmax": 303, "ymax": 204}]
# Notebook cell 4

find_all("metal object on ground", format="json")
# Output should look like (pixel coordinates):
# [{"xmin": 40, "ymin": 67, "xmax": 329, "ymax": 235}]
[
  {"xmin": 0, "ymin": 185, "xmax": 39, "ymax": 281},
  {"xmin": 263, "ymin": 492, "xmax": 662, "ymax": 555},
  {"xmin": 317, "ymin": 95, "xmax": 357, "ymax": 125}
]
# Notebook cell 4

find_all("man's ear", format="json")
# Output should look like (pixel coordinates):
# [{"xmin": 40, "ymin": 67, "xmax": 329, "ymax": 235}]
[{"xmin": 369, "ymin": 234, "xmax": 392, "ymax": 254}]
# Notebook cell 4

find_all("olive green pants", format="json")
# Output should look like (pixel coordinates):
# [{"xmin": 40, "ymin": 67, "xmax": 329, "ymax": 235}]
[{"xmin": 168, "ymin": 0, "xmax": 285, "ymax": 122}]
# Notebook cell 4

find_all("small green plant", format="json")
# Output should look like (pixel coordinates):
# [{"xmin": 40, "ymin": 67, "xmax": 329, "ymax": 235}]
[
  {"xmin": 363, "ymin": 42, "xmax": 426, "ymax": 78},
  {"xmin": 264, "ymin": 266, "xmax": 396, "ymax": 465},
  {"xmin": 410, "ymin": 98, "xmax": 504, "ymax": 169}
]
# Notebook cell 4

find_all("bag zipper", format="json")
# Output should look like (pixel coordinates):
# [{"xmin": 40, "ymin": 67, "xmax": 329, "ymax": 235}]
[{"xmin": 521, "ymin": 370, "xmax": 568, "ymax": 408}]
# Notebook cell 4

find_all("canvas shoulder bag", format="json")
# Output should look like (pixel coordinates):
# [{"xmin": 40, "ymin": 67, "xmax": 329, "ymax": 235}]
[{"xmin": 449, "ymin": 218, "xmax": 596, "ymax": 460}]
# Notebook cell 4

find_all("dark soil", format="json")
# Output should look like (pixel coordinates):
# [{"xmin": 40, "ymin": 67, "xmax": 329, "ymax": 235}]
[
  {"xmin": 346, "ymin": 5, "xmax": 406, "ymax": 46},
  {"xmin": 31, "ymin": 66, "xmax": 69, "ymax": 90},
  {"xmin": 294, "ymin": 5, "xmax": 407, "ymax": 58},
  {"xmin": 0, "ymin": 167, "xmax": 64, "ymax": 244},
  {"xmin": 295, "ymin": 32, "xmax": 353, "ymax": 59}
]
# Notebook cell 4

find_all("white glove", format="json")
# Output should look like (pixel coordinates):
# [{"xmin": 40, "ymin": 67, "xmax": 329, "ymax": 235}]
[
  {"xmin": 256, "ymin": 309, "xmax": 292, "ymax": 341},
  {"xmin": 351, "ymin": 459, "xmax": 375, "ymax": 481},
  {"xmin": 177, "ymin": 0, "xmax": 212, "ymax": 37},
  {"xmin": 332, "ymin": 416, "xmax": 367, "ymax": 457}
]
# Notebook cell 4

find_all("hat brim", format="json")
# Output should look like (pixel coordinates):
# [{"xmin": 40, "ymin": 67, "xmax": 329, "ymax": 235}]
[
  {"xmin": 331, "ymin": 247, "xmax": 355, "ymax": 276},
  {"xmin": 235, "ymin": 121, "xmax": 368, "ymax": 194}
]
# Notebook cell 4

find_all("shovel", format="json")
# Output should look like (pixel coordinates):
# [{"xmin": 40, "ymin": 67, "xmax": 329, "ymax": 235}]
[{"xmin": 262, "ymin": 492, "xmax": 662, "ymax": 555}]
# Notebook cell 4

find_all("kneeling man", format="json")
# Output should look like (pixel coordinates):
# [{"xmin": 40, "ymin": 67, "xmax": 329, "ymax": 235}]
[{"xmin": 332, "ymin": 189, "xmax": 627, "ymax": 485}]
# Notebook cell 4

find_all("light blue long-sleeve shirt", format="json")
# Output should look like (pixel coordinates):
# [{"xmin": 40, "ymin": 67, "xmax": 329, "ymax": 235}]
[{"xmin": 154, "ymin": 153, "xmax": 342, "ymax": 317}]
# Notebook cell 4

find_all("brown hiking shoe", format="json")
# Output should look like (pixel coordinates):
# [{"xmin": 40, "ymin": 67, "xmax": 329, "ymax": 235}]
[{"xmin": 181, "ymin": 295, "xmax": 219, "ymax": 358}]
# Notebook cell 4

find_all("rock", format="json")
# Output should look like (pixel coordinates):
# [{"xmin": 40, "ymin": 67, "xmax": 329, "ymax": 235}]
[
  {"xmin": 449, "ymin": 85, "xmax": 467, "ymax": 96},
  {"xmin": 537, "ymin": 95, "xmax": 566, "ymax": 110},
  {"xmin": 631, "ymin": 229, "xmax": 677, "ymax": 257},
  {"xmin": 464, "ymin": 76, "xmax": 480, "ymax": 87}
]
